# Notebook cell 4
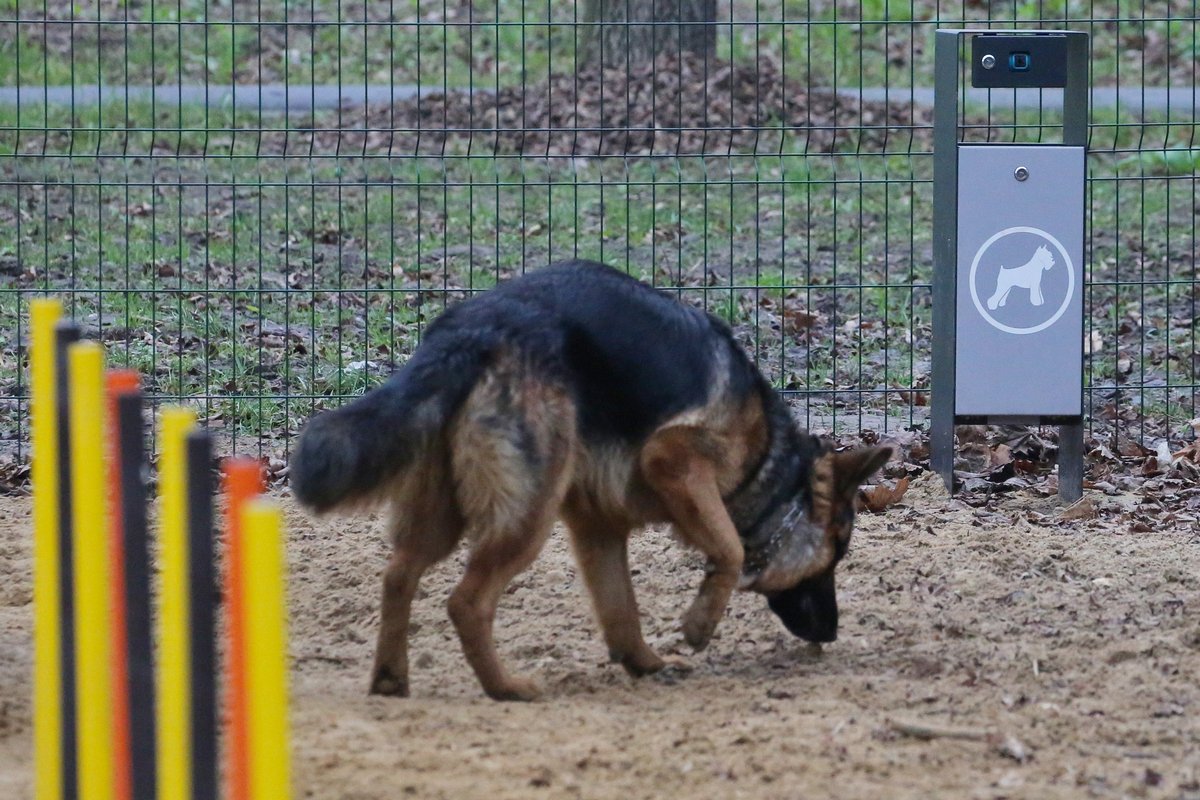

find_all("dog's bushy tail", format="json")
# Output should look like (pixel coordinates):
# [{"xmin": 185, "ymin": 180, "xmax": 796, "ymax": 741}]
[{"xmin": 289, "ymin": 343, "xmax": 485, "ymax": 513}]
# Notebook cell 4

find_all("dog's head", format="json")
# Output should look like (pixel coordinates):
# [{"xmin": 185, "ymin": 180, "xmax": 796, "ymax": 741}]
[
  {"xmin": 1035, "ymin": 244, "xmax": 1055, "ymax": 270},
  {"xmin": 748, "ymin": 446, "xmax": 891, "ymax": 643}
]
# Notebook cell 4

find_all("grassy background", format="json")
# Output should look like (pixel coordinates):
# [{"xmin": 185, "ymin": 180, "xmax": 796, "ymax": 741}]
[
  {"xmin": 1, "ymin": 1, "xmax": 1197, "ymax": 467},
  {"xmin": 2, "ymin": 0, "xmax": 1197, "ymax": 88}
]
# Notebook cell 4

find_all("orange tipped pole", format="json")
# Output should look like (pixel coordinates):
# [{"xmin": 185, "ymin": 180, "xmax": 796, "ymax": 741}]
[
  {"xmin": 105, "ymin": 370, "xmax": 140, "ymax": 800},
  {"xmin": 240, "ymin": 499, "xmax": 291, "ymax": 800},
  {"xmin": 222, "ymin": 458, "xmax": 262, "ymax": 800}
]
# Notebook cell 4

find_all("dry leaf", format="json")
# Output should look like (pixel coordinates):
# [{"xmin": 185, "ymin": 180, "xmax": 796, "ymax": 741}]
[
  {"xmin": 1060, "ymin": 497, "xmax": 1097, "ymax": 521},
  {"xmin": 782, "ymin": 304, "xmax": 819, "ymax": 331},
  {"xmin": 858, "ymin": 476, "xmax": 910, "ymax": 513},
  {"xmin": 989, "ymin": 444, "xmax": 1013, "ymax": 467},
  {"xmin": 1118, "ymin": 438, "xmax": 1153, "ymax": 458},
  {"xmin": 1172, "ymin": 441, "xmax": 1200, "ymax": 464},
  {"xmin": 1084, "ymin": 330, "xmax": 1104, "ymax": 356}
]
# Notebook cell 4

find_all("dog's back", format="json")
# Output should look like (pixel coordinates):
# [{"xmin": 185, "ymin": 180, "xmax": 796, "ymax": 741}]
[{"xmin": 290, "ymin": 260, "xmax": 761, "ymax": 514}]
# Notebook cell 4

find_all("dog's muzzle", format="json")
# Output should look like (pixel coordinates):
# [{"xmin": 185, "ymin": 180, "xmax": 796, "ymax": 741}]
[{"xmin": 766, "ymin": 569, "xmax": 838, "ymax": 643}]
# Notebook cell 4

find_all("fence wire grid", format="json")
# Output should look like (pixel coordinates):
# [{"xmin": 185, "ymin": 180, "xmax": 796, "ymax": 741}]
[{"xmin": 0, "ymin": 1, "xmax": 1197, "ymax": 480}]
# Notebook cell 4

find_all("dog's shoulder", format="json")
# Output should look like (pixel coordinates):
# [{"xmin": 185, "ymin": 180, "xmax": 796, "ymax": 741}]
[{"xmin": 538, "ymin": 262, "xmax": 761, "ymax": 443}]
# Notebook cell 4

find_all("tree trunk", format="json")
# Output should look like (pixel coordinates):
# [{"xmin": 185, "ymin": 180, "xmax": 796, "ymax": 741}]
[{"xmin": 583, "ymin": 0, "xmax": 717, "ymax": 67}]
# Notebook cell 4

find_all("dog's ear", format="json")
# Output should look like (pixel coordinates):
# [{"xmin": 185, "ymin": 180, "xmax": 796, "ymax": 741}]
[{"xmin": 829, "ymin": 446, "xmax": 891, "ymax": 499}]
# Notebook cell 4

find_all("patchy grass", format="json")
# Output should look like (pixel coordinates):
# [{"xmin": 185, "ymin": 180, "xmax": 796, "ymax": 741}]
[
  {"xmin": 1, "ymin": 1, "xmax": 1197, "ymax": 90},
  {"xmin": 1, "ymin": 118, "xmax": 1196, "ymax": 463},
  {"xmin": 0, "ymin": 2, "xmax": 1196, "ymax": 467},
  {"xmin": 0, "ymin": 145, "xmax": 933, "ymax": 454}
]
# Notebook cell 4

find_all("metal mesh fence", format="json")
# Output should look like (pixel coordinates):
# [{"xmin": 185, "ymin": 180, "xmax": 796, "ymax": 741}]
[{"xmin": 1, "ymin": 2, "xmax": 1197, "ymax": 480}]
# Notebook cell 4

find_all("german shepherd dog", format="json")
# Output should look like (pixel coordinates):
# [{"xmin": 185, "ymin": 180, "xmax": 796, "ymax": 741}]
[{"xmin": 291, "ymin": 260, "xmax": 889, "ymax": 701}]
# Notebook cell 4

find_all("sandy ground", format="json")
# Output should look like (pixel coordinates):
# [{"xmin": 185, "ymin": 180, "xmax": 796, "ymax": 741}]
[{"xmin": 1, "ymin": 474, "xmax": 1199, "ymax": 799}]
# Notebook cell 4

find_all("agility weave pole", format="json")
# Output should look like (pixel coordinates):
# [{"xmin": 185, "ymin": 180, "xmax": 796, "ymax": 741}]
[
  {"xmin": 31, "ymin": 299, "xmax": 65, "ymax": 800},
  {"xmin": 30, "ymin": 301, "xmax": 293, "ymax": 800},
  {"xmin": 221, "ymin": 460, "xmax": 263, "ymax": 800}
]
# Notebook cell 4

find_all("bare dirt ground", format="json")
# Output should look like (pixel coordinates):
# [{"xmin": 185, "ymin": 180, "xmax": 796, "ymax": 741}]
[{"xmin": 1, "ymin": 473, "xmax": 1199, "ymax": 799}]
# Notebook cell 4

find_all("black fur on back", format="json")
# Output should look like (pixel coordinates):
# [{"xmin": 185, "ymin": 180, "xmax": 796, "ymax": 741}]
[{"xmin": 290, "ymin": 260, "xmax": 768, "ymax": 513}]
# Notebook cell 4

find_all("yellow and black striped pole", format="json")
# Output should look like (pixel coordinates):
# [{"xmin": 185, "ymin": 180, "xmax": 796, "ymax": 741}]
[
  {"xmin": 157, "ymin": 408, "xmax": 218, "ymax": 800},
  {"xmin": 68, "ymin": 341, "xmax": 116, "ymax": 800},
  {"xmin": 157, "ymin": 407, "xmax": 195, "ymax": 800},
  {"xmin": 31, "ymin": 299, "xmax": 64, "ymax": 800}
]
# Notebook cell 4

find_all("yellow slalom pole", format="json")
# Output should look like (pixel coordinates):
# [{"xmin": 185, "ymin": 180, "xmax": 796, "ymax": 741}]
[
  {"xmin": 31, "ymin": 299, "xmax": 63, "ymax": 800},
  {"xmin": 68, "ymin": 341, "xmax": 115, "ymax": 800},
  {"xmin": 157, "ymin": 407, "xmax": 196, "ymax": 800},
  {"xmin": 240, "ymin": 500, "xmax": 292, "ymax": 800}
]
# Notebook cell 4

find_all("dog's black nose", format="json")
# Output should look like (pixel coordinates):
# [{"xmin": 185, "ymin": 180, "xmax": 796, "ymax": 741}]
[{"xmin": 767, "ymin": 571, "xmax": 839, "ymax": 643}]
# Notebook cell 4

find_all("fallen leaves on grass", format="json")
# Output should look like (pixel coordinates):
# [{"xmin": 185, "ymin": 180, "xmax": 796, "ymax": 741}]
[{"xmin": 320, "ymin": 52, "xmax": 933, "ymax": 158}]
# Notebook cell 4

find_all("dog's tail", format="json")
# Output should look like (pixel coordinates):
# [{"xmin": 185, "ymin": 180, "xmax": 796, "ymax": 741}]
[{"xmin": 289, "ymin": 342, "xmax": 486, "ymax": 514}]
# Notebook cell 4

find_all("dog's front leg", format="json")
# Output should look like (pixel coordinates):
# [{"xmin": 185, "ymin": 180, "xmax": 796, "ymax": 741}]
[
  {"xmin": 1030, "ymin": 282, "xmax": 1045, "ymax": 306},
  {"xmin": 562, "ymin": 508, "xmax": 669, "ymax": 676},
  {"xmin": 641, "ymin": 428, "xmax": 744, "ymax": 651}
]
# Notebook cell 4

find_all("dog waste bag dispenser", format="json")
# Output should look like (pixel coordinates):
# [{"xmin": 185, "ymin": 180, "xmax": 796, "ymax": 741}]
[{"xmin": 931, "ymin": 30, "xmax": 1088, "ymax": 502}]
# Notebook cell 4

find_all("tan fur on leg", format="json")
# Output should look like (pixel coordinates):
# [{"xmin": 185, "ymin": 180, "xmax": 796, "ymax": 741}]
[
  {"xmin": 445, "ymin": 364, "xmax": 575, "ymax": 700},
  {"xmin": 448, "ymin": 529, "xmax": 554, "ymax": 701},
  {"xmin": 370, "ymin": 455, "xmax": 463, "ymax": 697},
  {"xmin": 562, "ymin": 503, "xmax": 667, "ymax": 676},
  {"xmin": 641, "ymin": 427, "xmax": 745, "ymax": 651}
]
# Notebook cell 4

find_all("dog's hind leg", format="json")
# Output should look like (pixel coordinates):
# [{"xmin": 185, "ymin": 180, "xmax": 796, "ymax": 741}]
[
  {"xmin": 641, "ymin": 427, "xmax": 744, "ymax": 651},
  {"xmin": 447, "ymin": 373, "xmax": 575, "ymax": 701},
  {"xmin": 370, "ymin": 459, "xmax": 463, "ymax": 697},
  {"xmin": 562, "ymin": 505, "xmax": 667, "ymax": 677},
  {"xmin": 448, "ymin": 514, "xmax": 559, "ymax": 701}
]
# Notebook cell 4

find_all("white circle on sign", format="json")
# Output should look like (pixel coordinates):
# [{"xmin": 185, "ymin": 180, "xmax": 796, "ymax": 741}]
[{"xmin": 968, "ymin": 225, "xmax": 1075, "ymax": 335}]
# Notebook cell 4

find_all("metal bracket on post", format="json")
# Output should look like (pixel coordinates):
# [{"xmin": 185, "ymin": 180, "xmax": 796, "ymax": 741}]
[{"xmin": 932, "ymin": 29, "xmax": 1088, "ymax": 503}]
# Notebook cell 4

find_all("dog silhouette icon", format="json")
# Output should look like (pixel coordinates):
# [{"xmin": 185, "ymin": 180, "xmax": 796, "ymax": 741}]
[{"xmin": 985, "ymin": 244, "xmax": 1056, "ymax": 310}]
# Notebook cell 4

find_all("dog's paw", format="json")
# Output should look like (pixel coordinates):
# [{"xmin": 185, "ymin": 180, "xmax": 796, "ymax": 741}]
[
  {"xmin": 618, "ymin": 648, "xmax": 694, "ymax": 678},
  {"xmin": 485, "ymin": 674, "xmax": 543, "ymax": 702},
  {"xmin": 682, "ymin": 607, "xmax": 717, "ymax": 651},
  {"xmin": 650, "ymin": 655, "xmax": 696, "ymax": 686},
  {"xmin": 369, "ymin": 668, "xmax": 410, "ymax": 698},
  {"xmin": 616, "ymin": 649, "xmax": 663, "ymax": 677}
]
